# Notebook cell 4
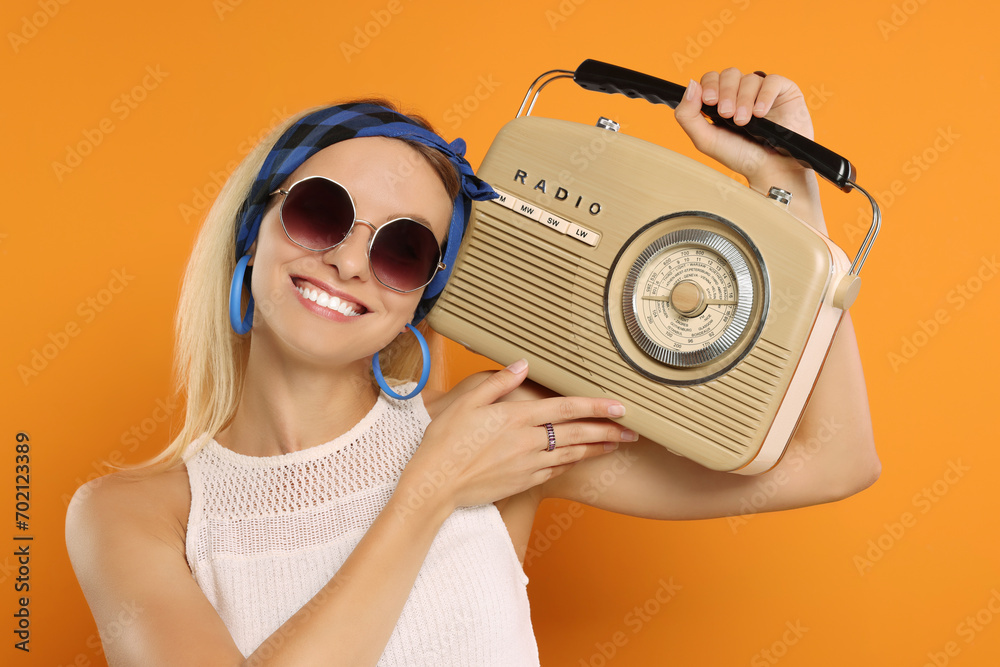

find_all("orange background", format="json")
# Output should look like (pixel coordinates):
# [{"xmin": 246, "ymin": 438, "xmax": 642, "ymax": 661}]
[{"xmin": 3, "ymin": 0, "xmax": 998, "ymax": 665}]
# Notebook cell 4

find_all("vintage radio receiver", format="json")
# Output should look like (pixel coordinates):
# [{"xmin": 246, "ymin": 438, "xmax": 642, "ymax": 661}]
[{"xmin": 427, "ymin": 61, "xmax": 880, "ymax": 474}]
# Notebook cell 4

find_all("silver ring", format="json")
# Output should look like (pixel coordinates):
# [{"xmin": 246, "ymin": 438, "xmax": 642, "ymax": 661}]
[{"xmin": 544, "ymin": 423, "xmax": 556, "ymax": 451}]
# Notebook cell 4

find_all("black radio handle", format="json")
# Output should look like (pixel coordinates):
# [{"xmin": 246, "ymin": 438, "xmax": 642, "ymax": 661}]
[{"xmin": 573, "ymin": 59, "xmax": 857, "ymax": 192}]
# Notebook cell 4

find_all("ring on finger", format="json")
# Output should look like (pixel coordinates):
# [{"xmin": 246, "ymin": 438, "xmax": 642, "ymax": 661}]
[{"xmin": 544, "ymin": 423, "xmax": 556, "ymax": 452}]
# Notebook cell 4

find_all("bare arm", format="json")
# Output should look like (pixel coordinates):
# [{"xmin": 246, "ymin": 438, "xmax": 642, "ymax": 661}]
[
  {"xmin": 539, "ymin": 311, "xmax": 878, "ymax": 519},
  {"xmin": 67, "ymin": 363, "xmax": 627, "ymax": 666},
  {"xmin": 66, "ymin": 469, "xmax": 247, "ymax": 666}
]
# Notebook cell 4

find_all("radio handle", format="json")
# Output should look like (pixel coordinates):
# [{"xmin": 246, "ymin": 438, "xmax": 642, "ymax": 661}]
[
  {"xmin": 516, "ymin": 60, "xmax": 880, "ymax": 276},
  {"xmin": 573, "ymin": 59, "xmax": 857, "ymax": 193}
]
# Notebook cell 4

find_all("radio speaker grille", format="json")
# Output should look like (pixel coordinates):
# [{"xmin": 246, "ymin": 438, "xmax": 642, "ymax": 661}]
[{"xmin": 435, "ymin": 208, "xmax": 791, "ymax": 462}]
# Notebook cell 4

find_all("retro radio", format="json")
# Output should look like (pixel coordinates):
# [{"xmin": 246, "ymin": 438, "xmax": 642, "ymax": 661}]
[{"xmin": 427, "ymin": 60, "xmax": 880, "ymax": 474}]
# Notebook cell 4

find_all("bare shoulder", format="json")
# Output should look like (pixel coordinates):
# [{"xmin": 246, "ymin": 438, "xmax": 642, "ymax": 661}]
[
  {"xmin": 67, "ymin": 464, "xmax": 191, "ymax": 548},
  {"xmin": 66, "ymin": 463, "xmax": 244, "ymax": 664},
  {"xmin": 66, "ymin": 466, "xmax": 191, "ymax": 624}
]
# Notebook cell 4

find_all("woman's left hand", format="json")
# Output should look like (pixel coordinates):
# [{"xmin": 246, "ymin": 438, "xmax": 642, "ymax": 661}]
[
  {"xmin": 674, "ymin": 69, "xmax": 813, "ymax": 187},
  {"xmin": 675, "ymin": 67, "xmax": 826, "ymax": 231}
]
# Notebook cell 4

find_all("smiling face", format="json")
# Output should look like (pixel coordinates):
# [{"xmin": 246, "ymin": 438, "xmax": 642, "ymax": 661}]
[{"xmin": 245, "ymin": 136, "xmax": 454, "ymax": 368}]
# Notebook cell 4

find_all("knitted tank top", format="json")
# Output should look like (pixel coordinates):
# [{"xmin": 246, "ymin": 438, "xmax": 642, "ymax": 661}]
[{"xmin": 183, "ymin": 385, "xmax": 539, "ymax": 665}]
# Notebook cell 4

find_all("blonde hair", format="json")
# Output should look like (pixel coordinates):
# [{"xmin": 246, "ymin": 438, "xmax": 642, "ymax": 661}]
[{"xmin": 118, "ymin": 100, "xmax": 460, "ymax": 477}]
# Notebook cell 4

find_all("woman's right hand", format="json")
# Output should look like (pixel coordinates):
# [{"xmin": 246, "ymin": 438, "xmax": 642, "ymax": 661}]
[{"xmin": 401, "ymin": 359, "xmax": 635, "ymax": 511}]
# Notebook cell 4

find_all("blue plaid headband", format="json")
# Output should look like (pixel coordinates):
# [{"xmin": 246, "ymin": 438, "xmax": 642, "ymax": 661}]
[{"xmin": 233, "ymin": 102, "xmax": 497, "ymax": 323}]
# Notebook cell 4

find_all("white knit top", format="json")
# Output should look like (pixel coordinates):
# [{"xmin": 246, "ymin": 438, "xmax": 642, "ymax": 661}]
[{"xmin": 183, "ymin": 385, "xmax": 539, "ymax": 665}]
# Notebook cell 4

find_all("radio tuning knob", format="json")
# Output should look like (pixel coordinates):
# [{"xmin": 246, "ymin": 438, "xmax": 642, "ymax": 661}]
[
  {"xmin": 767, "ymin": 186, "xmax": 792, "ymax": 207},
  {"xmin": 833, "ymin": 274, "xmax": 862, "ymax": 310},
  {"xmin": 596, "ymin": 117, "xmax": 620, "ymax": 132}
]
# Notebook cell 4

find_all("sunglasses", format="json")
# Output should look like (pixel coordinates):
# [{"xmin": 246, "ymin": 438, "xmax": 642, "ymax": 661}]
[{"xmin": 268, "ymin": 175, "xmax": 446, "ymax": 293}]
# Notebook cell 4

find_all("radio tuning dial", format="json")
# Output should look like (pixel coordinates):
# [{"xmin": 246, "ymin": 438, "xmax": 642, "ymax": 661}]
[{"xmin": 622, "ymin": 228, "xmax": 757, "ymax": 368}]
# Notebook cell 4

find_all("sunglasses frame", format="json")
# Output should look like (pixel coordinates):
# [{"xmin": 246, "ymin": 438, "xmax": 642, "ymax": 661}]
[{"xmin": 269, "ymin": 175, "xmax": 447, "ymax": 294}]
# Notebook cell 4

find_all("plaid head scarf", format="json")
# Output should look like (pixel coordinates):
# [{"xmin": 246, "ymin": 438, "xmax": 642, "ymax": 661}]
[{"xmin": 233, "ymin": 102, "xmax": 497, "ymax": 323}]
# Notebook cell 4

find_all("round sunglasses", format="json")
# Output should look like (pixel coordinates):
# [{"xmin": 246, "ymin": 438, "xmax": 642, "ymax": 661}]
[{"xmin": 269, "ymin": 175, "xmax": 446, "ymax": 293}]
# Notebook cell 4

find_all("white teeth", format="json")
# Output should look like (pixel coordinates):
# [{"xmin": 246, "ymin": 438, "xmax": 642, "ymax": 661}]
[{"xmin": 296, "ymin": 282, "xmax": 362, "ymax": 317}]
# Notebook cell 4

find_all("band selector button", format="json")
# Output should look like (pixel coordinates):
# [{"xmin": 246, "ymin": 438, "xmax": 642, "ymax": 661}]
[
  {"xmin": 492, "ymin": 189, "xmax": 516, "ymax": 209},
  {"xmin": 540, "ymin": 213, "xmax": 571, "ymax": 234},
  {"xmin": 566, "ymin": 223, "xmax": 600, "ymax": 246},
  {"xmin": 514, "ymin": 199, "xmax": 543, "ymax": 221},
  {"xmin": 490, "ymin": 188, "xmax": 599, "ymax": 247}
]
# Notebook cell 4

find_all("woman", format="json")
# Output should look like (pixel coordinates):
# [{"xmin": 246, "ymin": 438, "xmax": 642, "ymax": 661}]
[{"xmin": 66, "ymin": 68, "xmax": 879, "ymax": 666}]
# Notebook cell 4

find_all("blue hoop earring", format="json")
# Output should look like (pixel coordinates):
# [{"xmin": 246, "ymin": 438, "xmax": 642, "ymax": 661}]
[
  {"xmin": 229, "ymin": 254, "xmax": 255, "ymax": 335},
  {"xmin": 372, "ymin": 323, "xmax": 430, "ymax": 400}
]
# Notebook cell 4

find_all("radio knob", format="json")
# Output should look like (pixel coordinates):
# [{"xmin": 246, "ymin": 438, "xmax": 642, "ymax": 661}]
[
  {"xmin": 832, "ymin": 274, "xmax": 862, "ymax": 310},
  {"xmin": 670, "ymin": 280, "xmax": 706, "ymax": 317}
]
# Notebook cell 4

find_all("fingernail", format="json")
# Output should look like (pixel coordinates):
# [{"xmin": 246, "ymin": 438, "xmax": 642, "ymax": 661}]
[
  {"xmin": 621, "ymin": 429, "xmax": 638, "ymax": 442},
  {"xmin": 735, "ymin": 106, "xmax": 749, "ymax": 123},
  {"xmin": 608, "ymin": 404, "xmax": 626, "ymax": 417},
  {"xmin": 685, "ymin": 79, "xmax": 698, "ymax": 101},
  {"xmin": 506, "ymin": 358, "xmax": 528, "ymax": 374},
  {"xmin": 604, "ymin": 442, "xmax": 619, "ymax": 452},
  {"xmin": 719, "ymin": 99, "xmax": 733, "ymax": 115}
]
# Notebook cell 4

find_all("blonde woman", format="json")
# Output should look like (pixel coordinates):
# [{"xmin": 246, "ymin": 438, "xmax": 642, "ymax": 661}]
[{"xmin": 66, "ymin": 68, "xmax": 879, "ymax": 666}]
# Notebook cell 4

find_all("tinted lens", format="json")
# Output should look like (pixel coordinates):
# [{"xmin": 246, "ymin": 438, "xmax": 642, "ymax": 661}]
[
  {"xmin": 281, "ymin": 178, "xmax": 354, "ymax": 250},
  {"xmin": 370, "ymin": 218, "xmax": 442, "ymax": 292}
]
